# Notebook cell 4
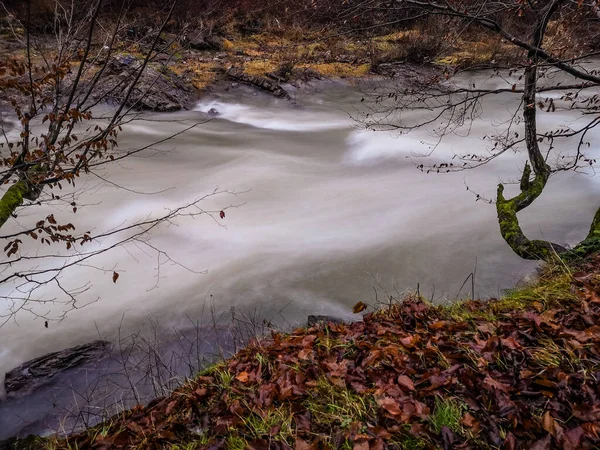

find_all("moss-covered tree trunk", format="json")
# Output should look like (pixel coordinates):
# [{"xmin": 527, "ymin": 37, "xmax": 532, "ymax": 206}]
[
  {"xmin": 495, "ymin": 1, "xmax": 568, "ymax": 261},
  {"xmin": 0, "ymin": 181, "xmax": 28, "ymax": 229}
]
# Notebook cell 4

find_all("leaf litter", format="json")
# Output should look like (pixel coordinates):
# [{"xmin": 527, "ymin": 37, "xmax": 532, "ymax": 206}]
[{"xmin": 54, "ymin": 261, "xmax": 600, "ymax": 450}]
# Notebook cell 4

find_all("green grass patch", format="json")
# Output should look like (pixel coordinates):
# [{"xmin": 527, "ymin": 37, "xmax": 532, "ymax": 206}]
[
  {"xmin": 304, "ymin": 377, "xmax": 375, "ymax": 432},
  {"xmin": 430, "ymin": 397, "xmax": 467, "ymax": 435}
]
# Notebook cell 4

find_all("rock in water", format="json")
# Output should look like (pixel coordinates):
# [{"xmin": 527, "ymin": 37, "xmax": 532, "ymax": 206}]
[
  {"xmin": 226, "ymin": 67, "xmax": 298, "ymax": 106},
  {"xmin": 208, "ymin": 108, "xmax": 220, "ymax": 116},
  {"xmin": 4, "ymin": 340, "xmax": 112, "ymax": 397},
  {"xmin": 95, "ymin": 56, "xmax": 198, "ymax": 112}
]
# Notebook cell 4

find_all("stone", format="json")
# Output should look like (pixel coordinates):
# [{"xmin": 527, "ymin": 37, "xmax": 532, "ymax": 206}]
[
  {"xmin": 96, "ymin": 56, "xmax": 198, "ymax": 111},
  {"xmin": 4, "ymin": 340, "xmax": 112, "ymax": 397},
  {"xmin": 188, "ymin": 34, "xmax": 225, "ymax": 52},
  {"xmin": 208, "ymin": 108, "xmax": 220, "ymax": 116},
  {"xmin": 227, "ymin": 67, "xmax": 297, "ymax": 106}
]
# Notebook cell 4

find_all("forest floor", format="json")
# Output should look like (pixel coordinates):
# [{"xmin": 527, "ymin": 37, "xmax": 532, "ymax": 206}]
[{"xmin": 26, "ymin": 254, "xmax": 600, "ymax": 450}]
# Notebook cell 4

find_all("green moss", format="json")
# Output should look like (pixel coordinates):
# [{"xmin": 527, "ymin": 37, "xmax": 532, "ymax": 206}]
[
  {"xmin": 0, "ymin": 181, "xmax": 28, "ymax": 228},
  {"xmin": 566, "ymin": 237, "xmax": 600, "ymax": 262},
  {"xmin": 496, "ymin": 174, "xmax": 559, "ymax": 262}
]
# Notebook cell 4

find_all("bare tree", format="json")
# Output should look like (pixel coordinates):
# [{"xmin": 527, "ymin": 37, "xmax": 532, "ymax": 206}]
[
  {"xmin": 0, "ymin": 0, "xmax": 240, "ymax": 324},
  {"xmin": 354, "ymin": 0, "xmax": 600, "ymax": 261}
]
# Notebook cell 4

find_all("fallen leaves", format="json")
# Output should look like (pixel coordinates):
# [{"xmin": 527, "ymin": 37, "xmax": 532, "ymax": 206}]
[
  {"xmin": 235, "ymin": 371, "xmax": 250, "ymax": 383},
  {"xmin": 59, "ymin": 263, "xmax": 600, "ymax": 450}
]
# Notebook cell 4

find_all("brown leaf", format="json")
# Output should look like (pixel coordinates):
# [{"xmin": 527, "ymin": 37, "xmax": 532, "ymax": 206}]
[
  {"xmin": 483, "ymin": 375, "xmax": 510, "ymax": 393},
  {"xmin": 361, "ymin": 349, "xmax": 382, "ymax": 368},
  {"xmin": 194, "ymin": 387, "xmax": 207, "ymax": 398},
  {"xmin": 112, "ymin": 271, "xmax": 119, "ymax": 283},
  {"xmin": 542, "ymin": 411, "xmax": 561, "ymax": 437},
  {"xmin": 219, "ymin": 210, "xmax": 225, "ymax": 219},
  {"xmin": 165, "ymin": 400, "xmax": 178, "ymax": 415},
  {"xmin": 353, "ymin": 301, "xmax": 367, "ymax": 313},
  {"xmin": 377, "ymin": 397, "xmax": 401, "ymax": 416},
  {"xmin": 235, "ymin": 371, "xmax": 250, "ymax": 383},
  {"xmin": 572, "ymin": 404, "xmax": 600, "ymax": 421},
  {"xmin": 533, "ymin": 378, "xmax": 557, "ymax": 389},
  {"xmin": 581, "ymin": 422, "xmax": 600, "ymax": 439},
  {"xmin": 400, "ymin": 335, "xmax": 420, "ymax": 349},
  {"xmin": 461, "ymin": 412, "xmax": 478, "ymax": 428},
  {"xmin": 530, "ymin": 434, "xmax": 552, "ymax": 450},
  {"xmin": 298, "ymin": 348, "xmax": 313, "ymax": 360},
  {"xmin": 258, "ymin": 383, "xmax": 277, "ymax": 407},
  {"xmin": 230, "ymin": 399, "xmax": 244, "ymax": 415},
  {"xmin": 248, "ymin": 439, "xmax": 269, "ymax": 450},
  {"xmin": 476, "ymin": 323, "xmax": 496, "ymax": 335},
  {"xmin": 500, "ymin": 337, "xmax": 521, "ymax": 350},
  {"xmin": 295, "ymin": 438, "xmax": 317, "ymax": 450},
  {"xmin": 352, "ymin": 439, "xmax": 369, "ymax": 450},
  {"xmin": 370, "ymin": 425, "xmax": 391, "ymax": 439},
  {"xmin": 295, "ymin": 411, "xmax": 311, "ymax": 432},
  {"xmin": 397, "ymin": 375, "xmax": 415, "ymax": 391},
  {"xmin": 370, "ymin": 439, "xmax": 385, "ymax": 450},
  {"xmin": 156, "ymin": 430, "xmax": 175, "ymax": 441},
  {"xmin": 561, "ymin": 426, "xmax": 584, "ymax": 450},
  {"xmin": 503, "ymin": 432, "xmax": 516, "ymax": 450}
]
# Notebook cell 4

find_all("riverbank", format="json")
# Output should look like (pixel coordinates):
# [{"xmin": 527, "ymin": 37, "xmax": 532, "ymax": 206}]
[
  {"xmin": 9, "ymin": 254, "xmax": 594, "ymax": 449},
  {"xmin": 0, "ymin": 20, "xmax": 537, "ymax": 112}
]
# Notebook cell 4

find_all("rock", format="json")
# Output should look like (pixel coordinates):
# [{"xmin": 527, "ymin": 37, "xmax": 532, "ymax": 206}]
[
  {"xmin": 96, "ymin": 56, "xmax": 198, "ymax": 111},
  {"xmin": 208, "ymin": 108, "xmax": 219, "ymax": 116},
  {"xmin": 4, "ymin": 340, "xmax": 112, "ymax": 397},
  {"xmin": 307, "ymin": 315, "xmax": 344, "ymax": 327},
  {"xmin": 188, "ymin": 34, "xmax": 225, "ymax": 51},
  {"xmin": 227, "ymin": 67, "xmax": 297, "ymax": 105},
  {"xmin": 300, "ymin": 68, "xmax": 324, "ymax": 81}
]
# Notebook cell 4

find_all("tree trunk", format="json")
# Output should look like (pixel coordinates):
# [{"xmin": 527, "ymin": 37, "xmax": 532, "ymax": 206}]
[
  {"xmin": 495, "ymin": 1, "xmax": 567, "ymax": 261},
  {"xmin": 0, "ymin": 181, "xmax": 28, "ymax": 229}
]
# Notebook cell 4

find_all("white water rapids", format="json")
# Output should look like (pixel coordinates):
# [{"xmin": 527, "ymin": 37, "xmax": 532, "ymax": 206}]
[{"xmin": 1, "ymin": 74, "xmax": 600, "ymax": 393}]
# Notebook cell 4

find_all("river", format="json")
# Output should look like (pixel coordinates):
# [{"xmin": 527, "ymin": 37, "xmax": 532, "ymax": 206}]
[{"xmin": 1, "ymin": 73, "xmax": 599, "ymax": 437}]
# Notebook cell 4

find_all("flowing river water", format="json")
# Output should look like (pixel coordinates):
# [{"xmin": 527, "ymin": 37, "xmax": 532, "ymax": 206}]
[{"xmin": 1, "ymin": 72, "xmax": 600, "ymax": 437}]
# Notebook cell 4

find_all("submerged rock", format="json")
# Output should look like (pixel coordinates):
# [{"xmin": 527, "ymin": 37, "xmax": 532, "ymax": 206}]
[{"xmin": 4, "ymin": 340, "xmax": 112, "ymax": 398}]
